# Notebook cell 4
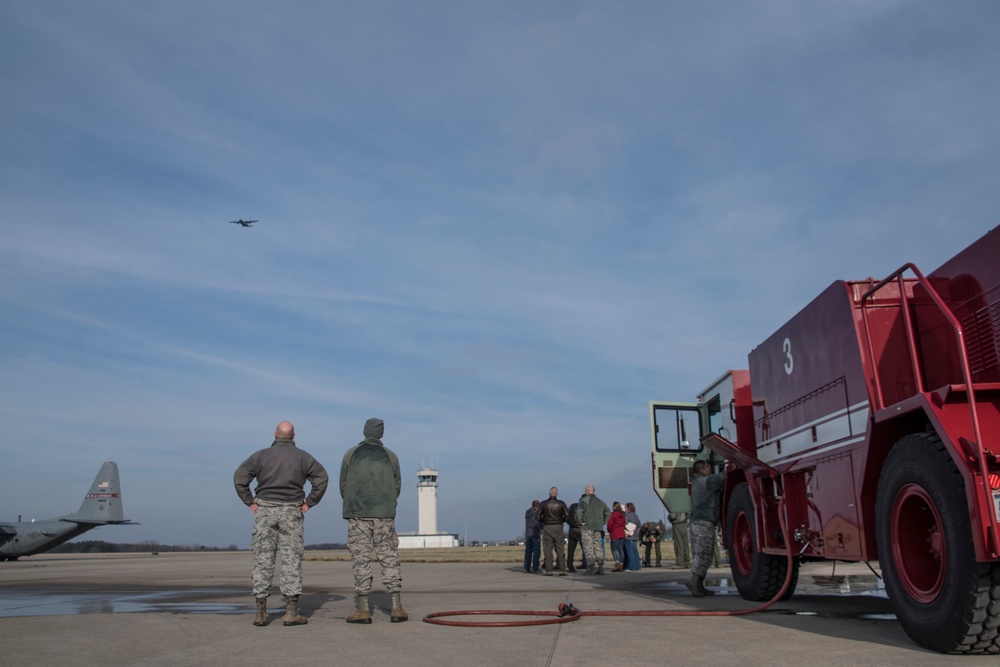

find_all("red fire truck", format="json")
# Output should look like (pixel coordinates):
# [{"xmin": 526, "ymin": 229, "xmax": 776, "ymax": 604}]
[{"xmin": 650, "ymin": 226, "xmax": 1000, "ymax": 654}]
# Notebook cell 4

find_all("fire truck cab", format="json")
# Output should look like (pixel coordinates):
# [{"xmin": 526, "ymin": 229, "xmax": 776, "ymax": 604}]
[
  {"xmin": 650, "ymin": 226, "xmax": 1000, "ymax": 654},
  {"xmin": 651, "ymin": 371, "xmax": 750, "ymax": 515}
]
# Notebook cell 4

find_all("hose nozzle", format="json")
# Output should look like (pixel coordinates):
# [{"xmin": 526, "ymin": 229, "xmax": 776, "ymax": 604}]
[{"xmin": 557, "ymin": 603, "xmax": 579, "ymax": 618}]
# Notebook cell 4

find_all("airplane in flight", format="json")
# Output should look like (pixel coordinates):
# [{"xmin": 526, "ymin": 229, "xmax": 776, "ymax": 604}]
[
  {"xmin": 0, "ymin": 461, "xmax": 136, "ymax": 561},
  {"xmin": 229, "ymin": 219, "xmax": 257, "ymax": 227}
]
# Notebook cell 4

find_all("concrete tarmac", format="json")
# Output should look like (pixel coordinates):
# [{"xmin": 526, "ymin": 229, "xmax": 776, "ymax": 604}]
[{"xmin": 0, "ymin": 552, "xmax": 995, "ymax": 666}]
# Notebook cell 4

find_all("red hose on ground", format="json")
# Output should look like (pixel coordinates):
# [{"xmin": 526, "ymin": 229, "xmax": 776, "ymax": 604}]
[{"xmin": 423, "ymin": 499, "xmax": 794, "ymax": 627}]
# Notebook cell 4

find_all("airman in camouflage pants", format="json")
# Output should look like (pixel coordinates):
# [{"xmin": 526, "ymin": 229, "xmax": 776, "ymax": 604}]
[
  {"xmin": 252, "ymin": 498, "xmax": 306, "ymax": 598},
  {"xmin": 234, "ymin": 421, "xmax": 327, "ymax": 626},
  {"xmin": 341, "ymin": 418, "xmax": 407, "ymax": 623},
  {"xmin": 689, "ymin": 519, "xmax": 717, "ymax": 580},
  {"xmin": 348, "ymin": 517, "xmax": 402, "ymax": 595},
  {"xmin": 684, "ymin": 461, "xmax": 725, "ymax": 597}
]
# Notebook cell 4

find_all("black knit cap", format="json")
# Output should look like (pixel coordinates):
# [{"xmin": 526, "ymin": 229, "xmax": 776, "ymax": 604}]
[{"xmin": 364, "ymin": 418, "xmax": 384, "ymax": 439}]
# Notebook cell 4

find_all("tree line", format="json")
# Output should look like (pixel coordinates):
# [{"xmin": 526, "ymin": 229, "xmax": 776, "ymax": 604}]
[{"xmin": 51, "ymin": 540, "xmax": 348, "ymax": 553}]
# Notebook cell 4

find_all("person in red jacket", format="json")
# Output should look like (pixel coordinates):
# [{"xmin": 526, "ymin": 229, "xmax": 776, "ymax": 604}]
[{"xmin": 606, "ymin": 501, "xmax": 627, "ymax": 572}]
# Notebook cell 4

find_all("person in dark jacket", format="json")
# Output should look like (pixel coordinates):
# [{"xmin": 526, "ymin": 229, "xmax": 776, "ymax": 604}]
[
  {"xmin": 537, "ymin": 487, "xmax": 569, "ymax": 575},
  {"xmin": 566, "ymin": 499, "xmax": 584, "ymax": 572},
  {"xmin": 340, "ymin": 417, "xmax": 406, "ymax": 623},
  {"xmin": 685, "ymin": 459, "xmax": 726, "ymax": 596},
  {"xmin": 623, "ymin": 502, "xmax": 642, "ymax": 571},
  {"xmin": 234, "ymin": 420, "xmax": 328, "ymax": 627},
  {"xmin": 640, "ymin": 521, "xmax": 664, "ymax": 567},
  {"xmin": 523, "ymin": 500, "xmax": 541, "ymax": 573}
]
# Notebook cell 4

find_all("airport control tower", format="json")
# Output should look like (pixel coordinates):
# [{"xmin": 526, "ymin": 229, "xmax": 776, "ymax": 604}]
[
  {"xmin": 398, "ymin": 463, "xmax": 458, "ymax": 548},
  {"xmin": 417, "ymin": 466, "xmax": 438, "ymax": 534}
]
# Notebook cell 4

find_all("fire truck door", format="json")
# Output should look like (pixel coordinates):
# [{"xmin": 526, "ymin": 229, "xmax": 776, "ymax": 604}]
[{"xmin": 650, "ymin": 401, "xmax": 707, "ymax": 513}]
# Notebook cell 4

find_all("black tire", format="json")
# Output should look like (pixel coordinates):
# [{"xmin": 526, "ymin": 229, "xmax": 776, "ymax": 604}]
[
  {"xmin": 876, "ymin": 432, "xmax": 1000, "ymax": 654},
  {"xmin": 726, "ymin": 482, "xmax": 798, "ymax": 601}
]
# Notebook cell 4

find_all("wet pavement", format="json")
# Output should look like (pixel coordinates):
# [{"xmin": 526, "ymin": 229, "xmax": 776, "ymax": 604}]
[
  {"xmin": 0, "ymin": 589, "xmax": 247, "ymax": 617},
  {"xmin": 652, "ymin": 571, "xmax": 889, "ymax": 595}
]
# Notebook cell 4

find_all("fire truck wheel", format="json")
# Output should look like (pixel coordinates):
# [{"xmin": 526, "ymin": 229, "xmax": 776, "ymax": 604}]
[
  {"xmin": 726, "ymin": 482, "xmax": 798, "ymax": 601},
  {"xmin": 876, "ymin": 432, "xmax": 1000, "ymax": 654}
]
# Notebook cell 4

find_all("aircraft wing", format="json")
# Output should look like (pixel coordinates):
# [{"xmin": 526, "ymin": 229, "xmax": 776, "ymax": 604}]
[{"xmin": 59, "ymin": 518, "xmax": 139, "ymax": 526}]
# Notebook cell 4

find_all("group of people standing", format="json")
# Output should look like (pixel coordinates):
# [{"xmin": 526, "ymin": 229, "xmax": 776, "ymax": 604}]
[
  {"xmin": 233, "ymin": 418, "xmax": 407, "ymax": 627},
  {"xmin": 522, "ymin": 460, "xmax": 725, "ymax": 597},
  {"xmin": 523, "ymin": 485, "xmax": 615, "ymax": 575},
  {"xmin": 523, "ymin": 486, "xmax": 655, "ymax": 575}
]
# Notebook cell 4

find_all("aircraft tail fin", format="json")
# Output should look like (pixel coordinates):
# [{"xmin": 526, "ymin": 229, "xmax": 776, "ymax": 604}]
[{"xmin": 61, "ymin": 461, "xmax": 133, "ymax": 525}]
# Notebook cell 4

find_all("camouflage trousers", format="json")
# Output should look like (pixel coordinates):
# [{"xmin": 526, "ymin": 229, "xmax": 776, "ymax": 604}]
[
  {"xmin": 580, "ymin": 530, "xmax": 605, "ymax": 567},
  {"xmin": 347, "ymin": 518, "xmax": 402, "ymax": 595},
  {"xmin": 251, "ymin": 499, "xmax": 305, "ymax": 598},
  {"xmin": 689, "ymin": 519, "xmax": 718, "ymax": 578}
]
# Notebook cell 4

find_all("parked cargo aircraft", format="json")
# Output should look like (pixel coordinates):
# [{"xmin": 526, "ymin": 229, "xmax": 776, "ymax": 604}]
[
  {"xmin": 229, "ymin": 219, "xmax": 257, "ymax": 227},
  {"xmin": 0, "ymin": 461, "xmax": 136, "ymax": 561}
]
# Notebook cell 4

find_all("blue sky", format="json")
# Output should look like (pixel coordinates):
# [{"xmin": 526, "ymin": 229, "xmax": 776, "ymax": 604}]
[{"xmin": 2, "ymin": 2, "xmax": 999, "ymax": 547}]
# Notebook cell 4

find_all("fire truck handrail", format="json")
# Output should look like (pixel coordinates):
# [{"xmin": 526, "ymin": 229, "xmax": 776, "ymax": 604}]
[
  {"xmin": 859, "ymin": 266, "xmax": 927, "ymax": 403},
  {"xmin": 860, "ymin": 263, "xmax": 998, "ymax": 558}
]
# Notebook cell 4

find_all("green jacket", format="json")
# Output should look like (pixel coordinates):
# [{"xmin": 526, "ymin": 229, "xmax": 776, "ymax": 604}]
[
  {"xmin": 339, "ymin": 438, "xmax": 401, "ymax": 519},
  {"xmin": 575, "ymin": 493, "xmax": 611, "ymax": 531},
  {"xmin": 690, "ymin": 471, "xmax": 725, "ymax": 524}
]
